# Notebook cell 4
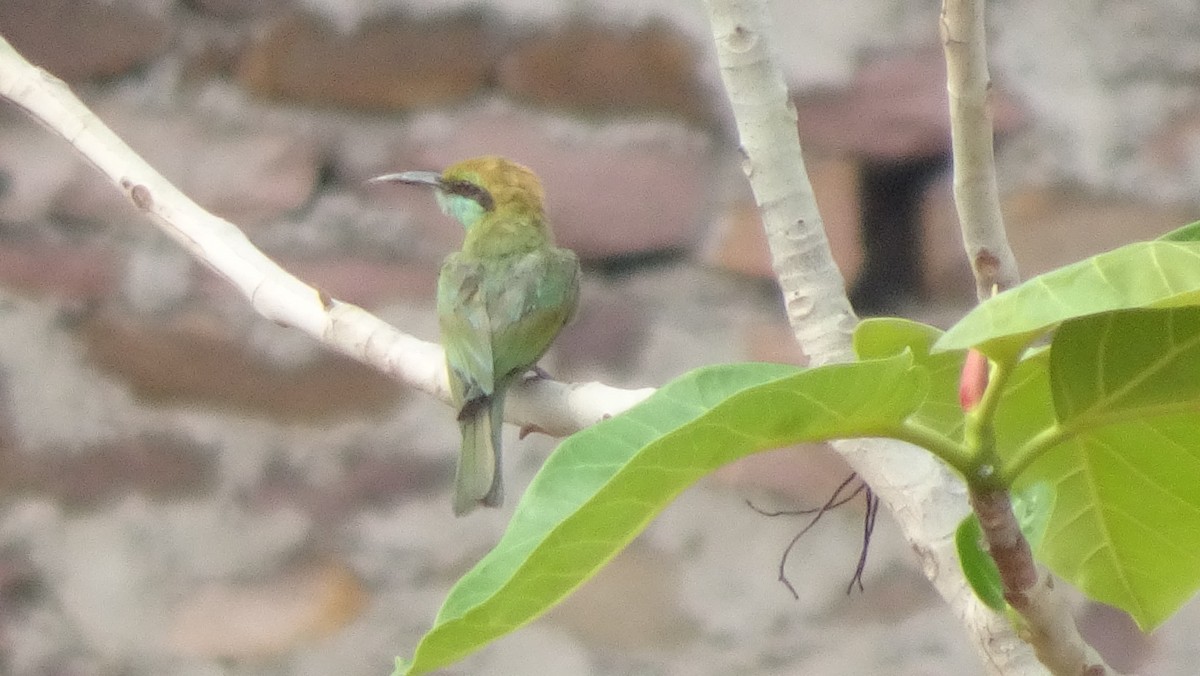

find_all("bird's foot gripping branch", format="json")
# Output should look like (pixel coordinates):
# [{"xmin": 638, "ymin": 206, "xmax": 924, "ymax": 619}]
[{"xmin": 398, "ymin": 220, "xmax": 1200, "ymax": 676}]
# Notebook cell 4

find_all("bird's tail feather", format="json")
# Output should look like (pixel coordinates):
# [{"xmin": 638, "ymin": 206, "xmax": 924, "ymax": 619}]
[{"xmin": 453, "ymin": 393, "xmax": 505, "ymax": 516}]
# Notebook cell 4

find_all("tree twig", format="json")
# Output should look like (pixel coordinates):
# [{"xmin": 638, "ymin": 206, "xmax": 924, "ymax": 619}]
[
  {"xmin": 702, "ymin": 0, "xmax": 1051, "ymax": 673},
  {"xmin": 941, "ymin": 0, "xmax": 1020, "ymax": 298},
  {"xmin": 0, "ymin": 35, "xmax": 653, "ymax": 438},
  {"xmin": 941, "ymin": 1, "xmax": 1116, "ymax": 673},
  {"xmin": 972, "ymin": 489, "xmax": 1113, "ymax": 675}
]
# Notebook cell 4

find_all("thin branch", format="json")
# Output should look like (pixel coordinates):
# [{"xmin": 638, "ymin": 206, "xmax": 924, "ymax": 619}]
[
  {"xmin": 0, "ymin": 35, "xmax": 653, "ymax": 438},
  {"xmin": 942, "ymin": 2, "xmax": 1118, "ymax": 673},
  {"xmin": 702, "ymin": 0, "xmax": 1050, "ymax": 673},
  {"xmin": 971, "ymin": 489, "xmax": 1113, "ymax": 675},
  {"xmin": 940, "ymin": 0, "xmax": 1020, "ymax": 298},
  {"xmin": 702, "ymin": 6, "xmax": 854, "ymax": 365}
]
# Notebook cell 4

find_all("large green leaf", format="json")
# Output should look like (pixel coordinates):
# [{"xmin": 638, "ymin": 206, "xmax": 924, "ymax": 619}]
[
  {"xmin": 892, "ymin": 306, "xmax": 1200, "ymax": 628},
  {"xmin": 1024, "ymin": 418, "xmax": 1200, "ymax": 630},
  {"xmin": 993, "ymin": 347, "xmax": 1055, "ymax": 473},
  {"xmin": 1159, "ymin": 220, "xmax": 1200, "ymax": 243},
  {"xmin": 854, "ymin": 317, "xmax": 966, "ymax": 441},
  {"xmin": 396, "ymin": 355, "xmax": 927, "ymax": 675},
  {"xmin": 936, "ymin": 222, "xmax": 1200, "ymax": 356},
  {"xmin": 1051, "ymin": 308, "xmax": 1200, "ymax": 421},
  {"xmin": 1023, "ymin": 307, "xmax": 1200, "ymax": 629}
]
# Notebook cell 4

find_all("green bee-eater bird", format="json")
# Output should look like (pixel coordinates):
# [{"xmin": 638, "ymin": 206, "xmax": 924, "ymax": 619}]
[{"xmin": 371, "ymin": 156, "xmax": 581, "ymax": 516}]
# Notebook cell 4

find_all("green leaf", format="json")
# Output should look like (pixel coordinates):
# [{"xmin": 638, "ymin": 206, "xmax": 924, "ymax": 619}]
[
  {"xmin": 398, "ymin": 355, "xmax": 928, "ymax": 674},
  {"xmin": 1158, "ymin": 219, "xmax": 1200, "ymax": 242},
  {"xmin": 993, "ymin": 347, "xmax": 1055, "ymax": 473},
  {"xmin": 936, "ymin": 231, "xmax": 1200, "ymax": 356},
  {"xmin": 956, "ymin": 515, "xmax": 1006, "ymax": 611},
  {"xmin": 853, "ymin": 318, "xmax": 1060, "ymax": 466},
  {"xmin": 1025, "ymin": 419, "xmax": 1200, "ymax": 630},
  {"xmin": 1051, "ymin": 308, "xmax": 1200, "ymax": 421},
  {"xmin": 1022, "ymin": 307, "xmax": 1200, "ymax": 629},
  {"xmin": 1013, "ymin": 481, "xmax": 1055, "ymax": 551},
  {"xmin": 854, "ymin": 317, "xmax": 966, "ymax": 441}
]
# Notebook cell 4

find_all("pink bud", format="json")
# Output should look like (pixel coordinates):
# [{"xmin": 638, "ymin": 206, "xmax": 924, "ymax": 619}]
[{"xmin": 959, "ymin": 349, "xmax": 989, "ymax": 411}]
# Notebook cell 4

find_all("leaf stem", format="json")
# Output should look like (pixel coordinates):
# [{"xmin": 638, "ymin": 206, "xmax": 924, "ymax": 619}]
[
  {"xmin": 973, "ymin": 350, "xmax": 1021, "ymax": 428},
  {"xmin": 893, "ymin": 421, "xmax": 975, "ymax": 478},
  {"xmin": 961, "ymin": 351, "xmax": 1024, "ymax": 490},
  {"xmin": 1001, "ymin": 423, "xmax": 1073, "ymax": 484}
]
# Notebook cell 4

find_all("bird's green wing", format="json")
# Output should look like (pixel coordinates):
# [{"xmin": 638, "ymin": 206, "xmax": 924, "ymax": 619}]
[
  {"xmin": 437, "ymin": 253, "xmax": 495, "ymax": 403},
  {"xmin": 487, "ymin": 247, "xmax": 581, "ymax": 381}
]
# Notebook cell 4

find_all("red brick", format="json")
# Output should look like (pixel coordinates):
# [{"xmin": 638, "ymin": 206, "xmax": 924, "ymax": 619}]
[
  {"xmin": 499, "ymin": 22, "xmax": 710, "ymax": 125},
  {"xmin": 0, "ymin": 0, "xmax": 169, "ymax": 82},
  {"xmin": 77, "ymin": 312, "xmax": 403, "ymax": 422},
  {"xmin": 54, "ymin": 104, "xmax": 320, "ymax": 227},
  {"xmin": 237, "ymin": 13, "xmax": 491, "ymax": 111},
  {"xmin": 921, "ymin": 185, "xmax": 1193, "ymax": 302},
  {"xmin": 0, "ymin": 434, "xmax": 217, "ymax": 509},
  {"xmin": 795, "ymin": 48, "xmax": 1024, "ymax": 160},
  {"xmin": 0, "ymin": 241, "xmax": 117, "ymax": 301},
  {"xmin": 168, "ymin": 561, "xmax": 367, "ymax": 659}
]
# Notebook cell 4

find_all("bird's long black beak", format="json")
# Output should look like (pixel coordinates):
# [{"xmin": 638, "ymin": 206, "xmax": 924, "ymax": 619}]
[{"xmin": 368, "ymin": 171, "xmax": 443, "ymax": 188}]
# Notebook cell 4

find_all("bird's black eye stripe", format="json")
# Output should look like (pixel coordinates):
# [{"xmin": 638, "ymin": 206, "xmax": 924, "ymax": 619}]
[{"xmin": 443, "ymin": 180, "xmax": 495, "ymax": 212}]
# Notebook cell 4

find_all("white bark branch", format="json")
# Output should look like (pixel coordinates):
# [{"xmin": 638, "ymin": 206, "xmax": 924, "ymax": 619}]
[
  {"xmin": 942, "ymin": 3, "xmax": 1114, "ymax": 672},
  {"xmin": 941, "ymin": 0, "xmax": 1020, "ymax": 298},
  {"xmin": 702, "ymin": 0, "xmax": 1048, "ymax": 673},
  {"xmin": 0, "ymin": 35, "xmax": 653, "ymax": 437}
]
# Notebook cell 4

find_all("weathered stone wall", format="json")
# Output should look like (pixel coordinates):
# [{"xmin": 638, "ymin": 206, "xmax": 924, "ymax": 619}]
[{"xmin": 0, "ymin": 0, "xmax": 1193, "ymax": 674}]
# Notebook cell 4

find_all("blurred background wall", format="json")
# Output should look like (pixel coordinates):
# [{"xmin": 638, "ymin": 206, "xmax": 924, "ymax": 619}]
[{"xmin": 0, "ymin": 0, "xmax": 1196, "ymax": 674}]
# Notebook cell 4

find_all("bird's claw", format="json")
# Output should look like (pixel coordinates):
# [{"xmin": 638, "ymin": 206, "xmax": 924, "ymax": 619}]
[
  {"xmin": 524, "ymin": 365, "xmax": 552, "ymax": 382},
  {"xmin": 519, "ymin": 423, "xmax": 548, "ymax": 440}
]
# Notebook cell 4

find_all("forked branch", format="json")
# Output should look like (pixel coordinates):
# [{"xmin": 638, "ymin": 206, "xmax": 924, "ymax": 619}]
[
  {"xmin": 942, "ymin": 0, "xmax": 1115, "ymax": 672},
  {"xmin": 701, "ymin": 0, "xmax": 1048, "ymax": 673}
]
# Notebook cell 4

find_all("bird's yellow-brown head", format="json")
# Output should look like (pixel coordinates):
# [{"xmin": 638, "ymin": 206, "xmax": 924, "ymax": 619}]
[
  {"xmin": 371, "ymin": 155, "xmax": 552, "ymax": 256},
  {"xmin": 372, "ymin": 156, "xmax": 547, "ymax": 226}
]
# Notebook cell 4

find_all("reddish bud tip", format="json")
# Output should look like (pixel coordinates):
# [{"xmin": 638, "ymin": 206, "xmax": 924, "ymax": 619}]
[{"xmin": 959, "ymin": 349, "xmax": 990, "ymax": 411}]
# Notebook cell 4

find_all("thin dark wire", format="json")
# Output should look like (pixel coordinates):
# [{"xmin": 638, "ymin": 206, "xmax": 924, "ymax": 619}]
[
  {"xmin": 752, "ymin": 473, "xmax": 863, "ymax": 600},
  {"xmin": 745, "ymin": 472, "xmax": 862, "ymax": 517},
  {"xmin": 846, "ymin": 484, "xmax": 880, "ymax": 594}
]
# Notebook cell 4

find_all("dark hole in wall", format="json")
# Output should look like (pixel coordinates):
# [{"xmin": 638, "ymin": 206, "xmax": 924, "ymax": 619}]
[{"xmin": 849, "ymin": 154, "xmax": 949, "ymax": 315}]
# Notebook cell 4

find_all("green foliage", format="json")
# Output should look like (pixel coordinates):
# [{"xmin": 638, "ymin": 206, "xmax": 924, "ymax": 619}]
[
  {"xmin": 937, "ymin": 221, "xmax": 1200, "ymax": 358},
  {"xmin": 936, "ymin": 221, "xmax": 1200, "ymax": 629},
  {"xmin": 398, "ymin": 220, "xmax": 1200, "ymax": 671},
  {"xmin": 955, "ymin": 515, "xmax": 1006, "ymax": 611},
  {"xmin": 1024, "ymin": 308, "xmax": 1200, "ymax": 629},
  {"xmin": 855, "ymin": 318, "xmax": 965, "ymax": 441},
  {"xmin": 863, "ymin": 305, "xmax": 1200, "ymax": 630},
  {"xmin": 396, "ymin": 356, "xmax": 928, "ymax": 675}
]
